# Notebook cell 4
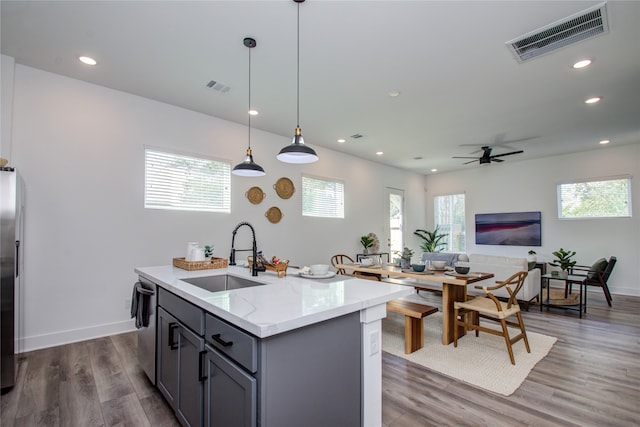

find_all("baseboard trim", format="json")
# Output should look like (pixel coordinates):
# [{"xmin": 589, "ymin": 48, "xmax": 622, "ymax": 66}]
[{"xmin": 19, "ymin": 319, "xmax": 137, "ymax": 353}]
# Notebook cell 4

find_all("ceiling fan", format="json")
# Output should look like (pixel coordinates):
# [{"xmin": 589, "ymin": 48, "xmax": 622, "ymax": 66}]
[{"xmin": 453, "ymin": 146, "xmax": 524, "ymax": 165}]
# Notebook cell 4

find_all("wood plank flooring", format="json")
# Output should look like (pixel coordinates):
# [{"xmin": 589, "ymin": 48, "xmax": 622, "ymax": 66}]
[{"xmin": 2, "ymin": 291, "xmax": 638, "ymax": 426}]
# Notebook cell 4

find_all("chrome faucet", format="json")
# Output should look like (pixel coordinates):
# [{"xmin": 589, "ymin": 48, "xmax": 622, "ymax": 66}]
[{"xmin": 229, "ymin": 221, "xmax": 265, "ymax": 276}]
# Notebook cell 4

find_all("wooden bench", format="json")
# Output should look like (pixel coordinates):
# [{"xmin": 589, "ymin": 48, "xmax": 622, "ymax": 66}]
[{"xmin": 386, "ymin": 299, "xmax": 438, "ymax": 354}]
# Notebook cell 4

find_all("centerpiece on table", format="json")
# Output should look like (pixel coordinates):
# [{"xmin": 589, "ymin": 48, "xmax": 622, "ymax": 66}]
[{"xmin": 394, "ymin": 247, "xmax": 414, "ymax": 270}]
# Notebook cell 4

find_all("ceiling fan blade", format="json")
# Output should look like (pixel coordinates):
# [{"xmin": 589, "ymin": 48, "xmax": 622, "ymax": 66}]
[
  {"xmin": 492, "ymin": 158, "xmax": 504, "ymax": 163},
  {"xmin": 452, "ymin": 156, "xmax": 479, "ymax": 159},
  {"xmin": 463, "ymin": 159, "xmax": 478, "ymax": 165},
  {"xmin": 490, "ymin": 150, "xmax": 523, "ymax": 159}
]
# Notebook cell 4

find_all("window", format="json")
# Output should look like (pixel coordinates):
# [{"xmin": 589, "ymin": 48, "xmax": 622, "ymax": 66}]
[
  {"xmin": 144, "ymin": 147, "xmax": 231, "ymax": 213},
  {"xmin": 387, "ymin": 189, "xmax": 404, "ymax": 256},
  {"xmin": 558, "ymin": 176, "xmax": 631, "ymax": 219},
  {"xmin": 434, "ymin": 193, "xmax": 466, "ymax": 253},
  {"xmin": 302, "ymin": 175, "xmax": 344, "ymax": 218}
]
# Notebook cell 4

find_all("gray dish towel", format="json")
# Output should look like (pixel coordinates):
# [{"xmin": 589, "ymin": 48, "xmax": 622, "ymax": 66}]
[{"xmin": 130, "ymin": 281, "xmax": 153, "ymax": 329}]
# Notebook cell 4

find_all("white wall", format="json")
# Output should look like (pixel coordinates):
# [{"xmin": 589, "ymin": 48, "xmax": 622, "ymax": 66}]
[
  {"xmin": 424, "ymin": 143, "xmax": 640, "ymax": 297},
  {"xmin": 8, "ymin": 64, "xmax": 425, "ymax": 351},
  {"xmin": 1, "ymin": 55, "xmax": 15, "ymax": 161}
]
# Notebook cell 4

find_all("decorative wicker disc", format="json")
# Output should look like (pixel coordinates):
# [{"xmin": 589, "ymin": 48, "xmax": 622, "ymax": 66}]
[
  {"xmin": 246, "ymin": 186, "xmax": 265, "ymax": 205},
  {"xmin": 265, "ymin": 206, "xmax": 283, "ymax": 224},
  {"xmin": 274, "ymin": 177, "xmax": 295, "ymax": 199}
]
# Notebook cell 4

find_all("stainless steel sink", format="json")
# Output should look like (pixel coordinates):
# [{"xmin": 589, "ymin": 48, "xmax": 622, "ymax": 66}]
[{"xmin": 182, "ymin": 275, "xmax": 265, "ymax": 292}]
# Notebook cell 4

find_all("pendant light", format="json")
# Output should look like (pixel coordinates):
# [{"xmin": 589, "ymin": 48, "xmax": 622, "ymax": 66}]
[
  {"xmin": 232, "ymin": 37, "xmax": 266, "ymax": 177},
  {"xmin": 277, "ymin": 0, "xmax": 319, "ymax": 164}
]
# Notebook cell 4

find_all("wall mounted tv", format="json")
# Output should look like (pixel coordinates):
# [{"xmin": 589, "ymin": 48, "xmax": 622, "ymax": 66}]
[{"xmin": 475, "ymin": 211, "xmax": 541, "ymax": 246}]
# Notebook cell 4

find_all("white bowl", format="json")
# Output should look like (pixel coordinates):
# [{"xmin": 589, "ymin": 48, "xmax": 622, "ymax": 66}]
[
  {"xmin": 431, "ymin": 261, "xmax": 447, "ymax": 269},
  {"xmin": 310, "ymin": 264, "xmax": 330, "ymax": 275}
]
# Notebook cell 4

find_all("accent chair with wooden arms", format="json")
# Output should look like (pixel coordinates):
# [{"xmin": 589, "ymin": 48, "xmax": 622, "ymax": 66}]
[
  {"xmin": 330, "ymin": 254, "xmax": 381, "ymax": 281},
  {"xmin": 569, "ymin": 256, "xmax": 616, "ymax": 307},
  {"xmin": 453, "ymin": 271, "xmax": 530, "ymax": 365}
]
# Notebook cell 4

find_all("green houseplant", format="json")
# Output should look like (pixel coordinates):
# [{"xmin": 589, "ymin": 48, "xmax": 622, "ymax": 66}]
[
  {"xmin": 394, "ymin": 247, "xmax": 414, "ymax": 269},
  {"xmin": 414, "ymin": 227, "xmax": 447, "ymax": 253},
  {"xmin": 550, "ymin": 248, "xmax": 576, "ymax": 276},
  {"xmin": 360, "ymin": 235, "xmax": 374, "ymax": 254}
]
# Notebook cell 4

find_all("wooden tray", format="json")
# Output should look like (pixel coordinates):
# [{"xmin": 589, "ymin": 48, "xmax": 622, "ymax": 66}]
[
  {"xmin": 173, "ymin": 257, "xmax": 228, "ymax": 271},
  {"xmin": 248, "ymin": 256, "xmax": 289, "ymax": 278}
]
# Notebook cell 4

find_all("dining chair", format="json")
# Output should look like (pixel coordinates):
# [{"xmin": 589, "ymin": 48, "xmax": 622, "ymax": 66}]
[
  {"xmin": 453, "ymin": 271, "xmax": 530, "ymax": 365},
  {"xmin": 330, "ymin": 254, "xmax": 381, "ymax": 281}
]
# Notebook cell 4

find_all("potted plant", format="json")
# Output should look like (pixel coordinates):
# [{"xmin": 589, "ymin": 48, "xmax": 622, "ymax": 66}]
[
  {"xmin": 204, "ymin": 245, "xmax": 214, "ymax": 260},
  {"xmin": 394, "ymin": 247, "xmax": 414, "ymax": 269},
  {"xmin": 549, "ymin": 248, "xmax": 576, "ymax": 277},
  {"xmin": 360, "ymin": 235, "xmax": 374, "ymax": 254},
  {"xmin": 414, "ymin": 227, "xmax": 447, "ymax": 253}
]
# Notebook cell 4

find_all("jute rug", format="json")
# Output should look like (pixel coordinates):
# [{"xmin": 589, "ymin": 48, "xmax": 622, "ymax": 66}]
[
  {"xmin": 541, "ymin": 288, "xmax": 580, "ymax": 306},
  {"xmin": 382, "ymin": 310, "xmax": 557, "ymax": 396}
]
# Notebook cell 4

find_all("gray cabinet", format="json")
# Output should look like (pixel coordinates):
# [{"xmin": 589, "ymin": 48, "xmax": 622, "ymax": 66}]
[
  {"xmin": 205, "ymin": 345, "xmax": 256, "ymax": 427},
  {"xmin": 157, "ymin": 289, "xmax": 205, "ymax": 427}
]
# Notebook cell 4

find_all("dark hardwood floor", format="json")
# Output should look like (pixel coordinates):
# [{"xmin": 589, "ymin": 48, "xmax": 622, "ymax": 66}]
[{"xmin": 2, "ymin": 291, "xmax": 638, "ymax": 427}]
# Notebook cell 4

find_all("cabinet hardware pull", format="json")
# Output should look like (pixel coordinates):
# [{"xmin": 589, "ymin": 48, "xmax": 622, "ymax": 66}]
[
  {"xmin": 198, "ymin": 350, "xmax": 207, "ymax": 382},
  {"xmin": 169, "ymin": 322, "xmax": 179, "ymax": 350},
  {"xmin": 211, "ymin": 333, "xmax": 233, "ymax": 347}
]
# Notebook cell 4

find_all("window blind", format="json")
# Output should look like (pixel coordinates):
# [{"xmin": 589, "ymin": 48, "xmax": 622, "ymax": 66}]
[
  {"xmin": 302, "ymin": 175, "xmax": 344, "ymax": 218},
  {"xmin": 145, "ymin": 148, "xmax": 231, "ymax": 213}
]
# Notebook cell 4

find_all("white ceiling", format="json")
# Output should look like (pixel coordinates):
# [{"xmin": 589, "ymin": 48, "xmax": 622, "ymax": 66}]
[{"xmin": 2, "ymin": 0, "xmax": 640, "ymax": 174}]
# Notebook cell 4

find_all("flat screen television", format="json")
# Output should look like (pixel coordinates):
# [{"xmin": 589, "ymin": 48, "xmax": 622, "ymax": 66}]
[{"xmin": 475, "ymin": 211, "xmax": 541, "ymax": 246}]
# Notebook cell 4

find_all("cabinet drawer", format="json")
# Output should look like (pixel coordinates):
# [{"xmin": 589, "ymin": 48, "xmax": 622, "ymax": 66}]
[
  {"xmin": 206, "ymin": 314, "xmax": 258, "ymax": 373},
  {"xmin": 158, "ymin": 288, "xmax": 205, "ymax": 335}
]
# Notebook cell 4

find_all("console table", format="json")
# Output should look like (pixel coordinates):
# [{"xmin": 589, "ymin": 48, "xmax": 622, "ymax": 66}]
[{"xmin": 356, "ymin": 252, "xmax": 390, "ymax": 263}]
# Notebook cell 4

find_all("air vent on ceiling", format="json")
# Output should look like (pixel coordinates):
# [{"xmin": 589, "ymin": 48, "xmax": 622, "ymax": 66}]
[
  {"xmin": 206, "ymin": 80, "xmax": 231, "ymax": 93},
  {"xmin": 506, "ymin": 2, "xmax": 609, "ymax": 63}
]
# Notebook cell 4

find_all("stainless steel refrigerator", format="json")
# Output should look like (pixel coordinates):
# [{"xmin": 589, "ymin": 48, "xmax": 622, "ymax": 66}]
[{"xmin": 1, "ymin": 167, "xmax": 24, "ymax": 391}]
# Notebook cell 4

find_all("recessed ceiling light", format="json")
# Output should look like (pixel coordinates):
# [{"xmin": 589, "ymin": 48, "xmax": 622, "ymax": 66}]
[
  {"xmin": 599, "ymin": 139, "xmax": 610, "ymax": 144},
  {"xmin": 376, "ymin": 151, "xmax": 383, "ymax": 156},
  {"xmin": 248, "ymin": 109, "xmax": 258, "ymax": 116},
  {"xmin": 78, "ymin": 56, "xmax": 97, "ymax": 65},
  {"xmin": 431, "ymin": 169, "xmax": 438, "ymax": 173},
  {"xmin": 388, "ymin": 91, "xmax": 400, "ymax": 97},
  {"xmin": 585, "ymin": 96, "xmax": 601, "ymax": 104},
  {"xmin": 337, "ymin": 138, "xmax": 346, "ymax": 143},
  {"xmin": 573, "ymin": 59, "xmax": 592, "ymax": 69}
]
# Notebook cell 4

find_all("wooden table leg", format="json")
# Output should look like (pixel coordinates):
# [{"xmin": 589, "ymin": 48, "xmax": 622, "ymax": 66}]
[{"xmin": 442, "ymin": 283, "xmax": 467, "ymax": 345}]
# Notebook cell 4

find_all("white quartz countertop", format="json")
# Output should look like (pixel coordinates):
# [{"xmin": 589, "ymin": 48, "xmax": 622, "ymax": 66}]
[{"xmin": 134, "ymin": 264, "xmax": 412, "ymax": 338}]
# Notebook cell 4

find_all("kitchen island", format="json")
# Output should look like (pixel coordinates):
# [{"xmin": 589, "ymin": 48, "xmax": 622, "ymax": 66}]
[{"xmin": 135, "ymin": 264, "xmax": 412, "ymax": 427}]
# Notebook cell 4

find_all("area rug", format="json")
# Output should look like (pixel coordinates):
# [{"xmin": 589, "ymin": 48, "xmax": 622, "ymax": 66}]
[
  {"xmin": 382, "ymin": 311, "xmax": 557, "ymax": 396},
  {"xmin": 541, "ymin": 288, "xmax": 580, "ymax": 305}
]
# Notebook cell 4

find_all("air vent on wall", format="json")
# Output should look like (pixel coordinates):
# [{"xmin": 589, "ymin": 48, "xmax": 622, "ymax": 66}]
[
  {"xmin": 506, "ymin": 2, "xmax": 609, "ymax": 63},
  {"xmin": 206, "ymin": 80, "xmax": 231, "ymax": 93}
]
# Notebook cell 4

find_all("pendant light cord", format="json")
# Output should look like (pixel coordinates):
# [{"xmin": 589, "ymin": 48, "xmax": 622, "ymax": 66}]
[
  {"xmin": 248, "ymin": 43, "xmax": 252, "ymax": 150},
  {"xmin": 296, "ymin": 0, "xmax": 300, "ymax": 128}
]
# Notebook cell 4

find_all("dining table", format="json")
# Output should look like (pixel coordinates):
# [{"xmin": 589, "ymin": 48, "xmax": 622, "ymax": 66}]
[{"xmin": 336, "ymin": 263, "xmax": 494, "ymax": 345}]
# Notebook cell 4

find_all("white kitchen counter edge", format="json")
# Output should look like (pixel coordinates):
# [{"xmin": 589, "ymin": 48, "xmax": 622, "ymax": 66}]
[{"xmin": 135, "ymin": 265, "xmax": 412, "ymax": 338}]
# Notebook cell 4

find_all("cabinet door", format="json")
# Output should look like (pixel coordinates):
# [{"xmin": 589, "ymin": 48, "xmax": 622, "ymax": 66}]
[
  {"xmin": 205, "ymin": 345, "xmax": 256, "ymax": 427},
  {"xmin": 157, "ymin": 307, "xmax": 179, "ymax": 408},
  {"xmin": 176, "ymin": 325, "xmax": 204, "ymax": 427}
]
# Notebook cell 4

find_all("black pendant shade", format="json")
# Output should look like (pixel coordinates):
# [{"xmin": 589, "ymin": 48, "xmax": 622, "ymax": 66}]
[{"xmin": 233, "ymin": 37, "xmax": 266, "ymax": 177}]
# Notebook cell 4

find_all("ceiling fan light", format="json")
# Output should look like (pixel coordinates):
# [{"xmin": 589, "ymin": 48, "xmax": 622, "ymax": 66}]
[{"xmin": 233, "ymin": 148, "xmax": 266, "ymax": 176}]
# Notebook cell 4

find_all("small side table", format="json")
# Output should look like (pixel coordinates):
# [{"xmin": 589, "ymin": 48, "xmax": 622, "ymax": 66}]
[
  {"xmin": 540, "ymin": 273, "xmax": 586, "ymax": 318},
  {"xmin": 356, "ymin": 252, "xmax": 390, "ymax": 263}
]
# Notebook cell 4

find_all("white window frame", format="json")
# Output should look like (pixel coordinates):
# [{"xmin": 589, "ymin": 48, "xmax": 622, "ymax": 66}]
[
  {"xmin": 557, "ymin": 175, "xmax": 632, "ymax": 219},
  {"xmin": 434, "ymin": 192, "xmax": 466, "ymax": 253},
  {"xmin": 301, "ymin": 174, "xmax": 345, "ymax": 218},
  {"xmin": 144, "ymin": 146, "xmax": 231, "ymax": 213}
]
